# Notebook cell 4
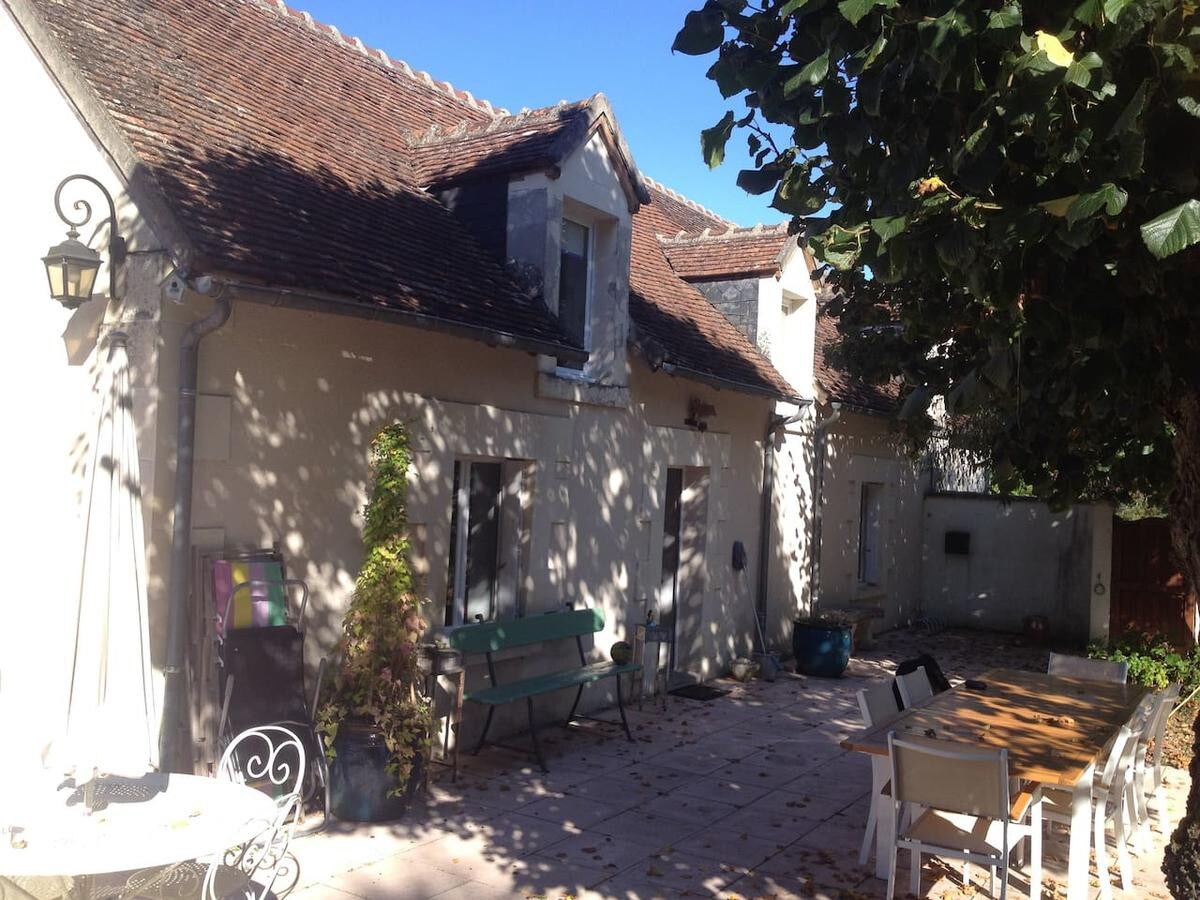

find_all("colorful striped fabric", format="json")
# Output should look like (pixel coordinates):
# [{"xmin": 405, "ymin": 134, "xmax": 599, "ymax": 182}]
[{"xmin": 213, "ymin": 558, "xmax": 287, "ymax": 634}]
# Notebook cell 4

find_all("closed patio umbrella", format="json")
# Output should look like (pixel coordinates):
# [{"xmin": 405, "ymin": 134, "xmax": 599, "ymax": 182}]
[{"xmin": 59, "ymin": 331, "xmax": 157, "ymax": 779}]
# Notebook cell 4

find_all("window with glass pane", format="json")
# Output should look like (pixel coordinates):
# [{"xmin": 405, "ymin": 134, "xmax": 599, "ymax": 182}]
[
  {"xmin": 557, "ymin": 218, "xmax": 590, "ymax": 370},
  {"xmin": 857, "ymin": 482, "xmax": 883, "ymax": 586}
]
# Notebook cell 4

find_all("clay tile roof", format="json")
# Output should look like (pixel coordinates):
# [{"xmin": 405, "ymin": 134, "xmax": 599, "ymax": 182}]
[
  {"xmin": 630, "ymin": 196, "xmax": 798, "ymax": 401},
  {"xmin": 814, "ymin": 298, "xmax": 900, "ymax": 413},
  {"xmin": 22, "ymin": 0, "xmax": 579, "ymax": 356},
  {"xmin": 411, "ymin": 99, "xmax": 592, "ymax": 186},
  {"xmin": 643, "ymin": 179, "xmax": 733, "ymax": 233},
  {"xmin": 659, "ymin": 224, "xmax": 794, "ymax": 280}
]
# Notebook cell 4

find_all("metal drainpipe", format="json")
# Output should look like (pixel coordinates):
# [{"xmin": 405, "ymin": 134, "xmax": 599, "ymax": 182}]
[
  {"xmin": 159, "ymin": 289, "xmax": 233, "ymax": 771},
  {"xmin": 809, "ymin": 403, "xmax": 842, "ymax": 615},
  {"xmin": 756, "ymin": 406, "xmax": 807, "ymax": 651}
]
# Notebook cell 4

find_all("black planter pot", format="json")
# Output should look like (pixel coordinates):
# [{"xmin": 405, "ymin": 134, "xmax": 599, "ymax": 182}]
[{"xmin": 329, "ymin": 718, "xmax": 424, "ymax": 823}]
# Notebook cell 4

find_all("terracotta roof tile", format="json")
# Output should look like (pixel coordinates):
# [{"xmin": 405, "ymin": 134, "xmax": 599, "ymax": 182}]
[
  {"xmin": 659, "ymin": 225, "xmax": 793, "ymax": 280},
  {"xmin": 411, "ymin": 100, "xmax": 592, "ymax": 187},
  {"xmin": 26, "ymin": 0, "xmax": 577, "ymax": 353},
  {"xmin": 814, "ymin": 301, "xmax": 900, "ymax": 412},
  {"xmin": 643, "ymin": 180, "xmax": 733, "ymax": 233},
  {"xmin": 630, "ymin": 197, "xmax": 797, "ymax": 400}
]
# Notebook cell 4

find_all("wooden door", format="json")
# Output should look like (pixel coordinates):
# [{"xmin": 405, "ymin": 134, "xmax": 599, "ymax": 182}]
[{"xmin": 1110, "ymin": 517, "xmax": 1198, "ymax": 648}]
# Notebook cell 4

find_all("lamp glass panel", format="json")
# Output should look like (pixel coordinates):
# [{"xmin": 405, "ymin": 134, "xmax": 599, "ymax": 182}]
[
  {"xmin": 46, "ymin": 260, "xmax": 66, "ymax": 298},
  {"xmin": 71, "ymin": 260, "xmax": 100, "ymax": 299}
]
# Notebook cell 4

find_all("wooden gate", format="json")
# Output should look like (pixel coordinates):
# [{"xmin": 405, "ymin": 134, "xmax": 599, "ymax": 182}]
[{"xmin": 1110, "ymin": 517, "xmax": 1198, "ymax": 648}]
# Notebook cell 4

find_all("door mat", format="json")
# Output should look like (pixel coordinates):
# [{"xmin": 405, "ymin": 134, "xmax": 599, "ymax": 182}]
[{"xmin": 669, "ymin": 684, "xmax": 730, "ymax": 702}]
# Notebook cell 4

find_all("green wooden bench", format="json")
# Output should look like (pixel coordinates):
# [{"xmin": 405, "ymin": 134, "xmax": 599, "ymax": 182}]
[{"xmin": 448, "ymin": 608, "xmax": 641, "ymax": 772}]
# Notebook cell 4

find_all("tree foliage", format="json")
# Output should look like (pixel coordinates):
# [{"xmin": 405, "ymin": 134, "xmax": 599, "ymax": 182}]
[
  {"xmin": 676, "ymin": 0, "xmax": 1200, "ymax": 509},
  {"xmin": 677, "ymin": 0, "xmax": 1200, "ymax": 892}
]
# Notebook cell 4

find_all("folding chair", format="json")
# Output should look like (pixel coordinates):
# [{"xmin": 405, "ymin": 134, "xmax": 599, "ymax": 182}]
[
  {"xmin": 856, "ymin": 681, "xmax": 903, "ymax": 866},
  {"xmin": 885, "ymin": 731, "xmax": 1042, "ymax": 900},
  {"xmin": 1047, "ymin": 652, "xmax": 1128, "ymax": 684},
  {"xmin": 896, "ymin": 666, "xmax": 934, "ymax": 709},
  {"xmin": 209, "ymin": 550, "xmax": 329, "ymax": 825},
  {"xmin": 1135, "ymin": 683, "xmax": 1181, "ymax": 837}
]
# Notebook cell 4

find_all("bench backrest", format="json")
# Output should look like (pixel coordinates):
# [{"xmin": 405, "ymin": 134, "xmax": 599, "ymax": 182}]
[{"xmin": 449, "ymin": 608, "xmax": 604, "ymax": 654}]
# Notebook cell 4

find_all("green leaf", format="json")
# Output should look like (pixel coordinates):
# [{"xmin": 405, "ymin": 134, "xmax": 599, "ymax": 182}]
[
  {"xmin": 784, "ymin": 50, "xmax": 829, "ymax": 96},
  {"xmin": 1103, "ymin": 0, "xmax": 1133, "ymax": 22},
  {"xmin": 837, "ymin": 0, "xmax": 876, "ymax": 26},
  {"xmin": 1065, "ymin": 183, "xmax": 1127, "ymax": 228},
  {"xmin": 736, "ymin": 166, "xmax": 785, "ymax": 195},
  {"xmin": 862, "ymin": 33, "xmax": 889, "ymax": 69},
  {"xmin": 1107, "ymin": 79, "xmax": 1148, "ymax": 139},
  {"xmin": 673, "ymin": 6, "xmax": 725, "ymax": 56},
  {"xmin": 1140, "ymin": 199, "xmax": 1200, "ymax": 259},
  {"xmin": 870, "ymin": 215, "xmax": 907, "ymax": 245},
  {"xmin": 779, "ymin": 0, "xmax": 810, "ymax": 15},
  {"xmin": 987, "ymin": 5, "xmax": 1021, "ymax": 32},
  {"xmin": 1040, "ymin": 195, "xmax": 1079, "ymax": 217},
  {"xmin": 700, "ymin": 111, "xmax": 736, "ymax": 168},
  {"xmin": 1179, "ymin": 96, "xmax": 1200, "ymax": 118}
]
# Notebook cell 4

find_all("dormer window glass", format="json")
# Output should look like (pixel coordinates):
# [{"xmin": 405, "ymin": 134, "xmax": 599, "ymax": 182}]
[{"xmin": 557, "ymin": 218, "xmax": 591, "ymax": 371}]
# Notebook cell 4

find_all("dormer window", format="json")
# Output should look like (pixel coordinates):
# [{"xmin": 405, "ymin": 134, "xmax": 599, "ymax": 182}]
[{"xmin": 557, "ymin": 218, "xmax": 592, "ymax": 371}]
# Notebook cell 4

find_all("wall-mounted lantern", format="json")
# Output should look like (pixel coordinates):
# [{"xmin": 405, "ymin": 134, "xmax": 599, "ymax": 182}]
[{"xmin": 42, "ymin": 174, "xmax": 126, "ymax": 308}]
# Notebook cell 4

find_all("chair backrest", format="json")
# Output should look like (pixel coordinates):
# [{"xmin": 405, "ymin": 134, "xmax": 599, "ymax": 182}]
[
  {"xmin": 219, "ymin": 725, "xmax": 306, "ymax": 800},
  {"xmin": 858, "ymin": 681, "xmax": 901, "ymax": 728},
  {"xmin": 888, "ymin": 731, "xmax": 1010, "ymax": 820},
  {"xmin": 221, "ymin": 627, "xmax": 311, "ymax": 730},
  {"xmin": 213, "ymin": 555, "xmax": 290, "ymax": 634},
  {"xmin": 1047, "ymin": 652, "xmax": 1128, "ymax": 684},
  {"xmin": 896, "ymin": 666, "xmax": 934, "ymax": 709},
  {"xmin": 449, "ymin": 608, "xmax": 604, "ymax": 654},
  {"xmin": 1149, "ymin": 683, "xmax": 1181, "ymax": 774}
]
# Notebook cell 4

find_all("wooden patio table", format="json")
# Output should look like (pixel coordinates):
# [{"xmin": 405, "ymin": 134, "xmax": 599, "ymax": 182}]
[{"xmin": 840, "ymin": 668, "xmax": 1147, "ymax": 900}]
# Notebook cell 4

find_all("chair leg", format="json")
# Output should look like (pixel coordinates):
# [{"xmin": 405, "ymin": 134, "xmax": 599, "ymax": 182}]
[
  {"xmin": 1095, "ymin": 803, "xmax": 1113, "ymax": 900},
  {"xmin": 1113, "ymin": 810, "xmax": 1134, "ymax": 891},
  {"xmin": 885, "ymin": 836, "xmax": 899, "ymax": 900},
  {"xmin": 910, "ymin": 845, "xmax": 921, "ymax": 896},
  {"xmin": 1030, "ymin": 797, "xmax": 1043, "ymax": 900},
  {"xmin": 962, "ymin": 859, "xmax": 970, "ymax": 888},
  {"xmin": 989, "ymin": 865, "xmax": 995, "ymax": 898},
  {"xmin": 858, "ymin": 800, "xmax": 877, "ymax": 867},
  {"xmin": 998, "ymin": 861, "xmax": 1008, "ymax": 900},
  {"xmin": 472, "ymin": 707, "xmax": 495, "ymax": 755},
  {"xmin": 615, "ymin": 674, "xmax": 634, "ymax": 742},
  {"xmin": 527, "ymin": 697, "xmax": 548, "ymax": 773}
]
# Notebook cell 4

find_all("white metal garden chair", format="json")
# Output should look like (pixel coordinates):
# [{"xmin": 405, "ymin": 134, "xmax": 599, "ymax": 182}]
[
  {"xmin": 895, "ymin": 666, "xmax": 933, "ymax": 709},
  {"xmin": 856, "ymin": 682, "xmax": 903, "ymax": 866},
  {"xmin": 1047, "ymin": 652, "xmax": 1129, "ymax": 684},
  {"xmin": 118, "ymin": 725, "xmax": 306, "ymax": 899},
  {"xmin": 1041, "ymin": 707, "xmax": 1148, "ymax": 899},
  {"xmin": 1133, "ymin": 683, "xmax": 1180, "ymax": 840},
  {"xmin": 884, "ymin": 731, "xmax": 1042, "ymax": 900}
]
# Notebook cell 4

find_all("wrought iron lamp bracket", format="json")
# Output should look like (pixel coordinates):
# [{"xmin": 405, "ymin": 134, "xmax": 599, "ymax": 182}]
[{"xmin": 53, "ymin": 173, "xmax": 127, "ymax": 299}]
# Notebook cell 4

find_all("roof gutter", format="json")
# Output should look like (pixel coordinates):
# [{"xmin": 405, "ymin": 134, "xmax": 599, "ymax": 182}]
[
  {"xmin": 215, "ymin": 277, "xmax": 588, "ymax": 367},
  {"xmin": 658, "ymin": 361, "xmax": 801, "ymax": 405}
]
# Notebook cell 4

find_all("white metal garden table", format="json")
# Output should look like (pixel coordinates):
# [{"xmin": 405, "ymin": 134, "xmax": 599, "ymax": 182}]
[{"xmin": 0, "ymin": 772, "xmax": 275, "ymax": 898}]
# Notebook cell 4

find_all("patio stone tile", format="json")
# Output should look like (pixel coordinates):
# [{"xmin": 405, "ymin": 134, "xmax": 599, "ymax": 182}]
[
  {"xmin": 718, "ymin": 789, "xmax": 854, "ymax": 833},
  {"xmin": 724, "ymin": 869, "xmax": 871, "ymax": 900},
  {"xmin": 566, "ymin": 774, "xmax": 675, "ymax": 809},
  {"xmin": 422, "ymin": 880, "xmax": 516, "ymax": 900},
  {"xmin": 708, "ymin": 759, "xmax": 809, "ymax": 790},
  {"xmin": 597, "ymin": 849, "xmax": 747, "ymax": 897},
  {"xmin": 753, "ymin": 839, "xmax": 873, "ymax": 887},
  {"xmin": 518, "ymin": 793, "xmax": 629, "ymax": 830},
  {"xmin": 531, "ymin": 831, "xmax": 652, "ymax": 876},
  {"xmin": 788, "ymin": 817, "xmax": 868, "ymax": 855},
  {"xmin": 670, "ymin": 773, "xmax": 773, "ymax": 808},
  {"xmin": 639, "ymin": 792, "xmax": 739, "ymax": 827},
  {"xmin": 667, "ymin": 826, "xmax": 794, "ymax": 870},
  {"xmin": 504, "ymin": 855, "xmax": 619, "ymax": 895},
  {"xmin": 287, "ymin": 884, "xmax": 364, "ymax": 900},
  {"xmin": 393, "ymin": 827, "xmax": 535, "ymax": 885},
  {"xmin": 779, "ymin": 765, "xmax": 871, "ymax": 802},
  {"xmin": 479, "ymin": 811, "xmax": 578, "ymax": 857},
  {"xmin": 320, "ymin": 856, "xmax": 471, "ymax": 899},
  {"xmin": 587, "ymin": 808, "xmax": 705, "ymax": 847},
  {"xmin": 644, "ymin": 746, "xmax": 743, "ymax": 775},
  {"xmin": 293, "ymin": 819, "xmax": 453, "ymax": 888}
]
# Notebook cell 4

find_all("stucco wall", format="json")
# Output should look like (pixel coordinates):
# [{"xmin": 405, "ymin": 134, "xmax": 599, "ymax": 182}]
[
  {"xmin": 179, "ymin": 289, "xmax": 772, "ymax": 738},
  {"xmin": 815, "ymin": 412, "xmax": 929, "ymax": 629},
  {"xmin": 0, "ymin": 8, "xmax": 172, "ymax": 768},
  {"xmin": 920, "ymin": 495, "xmax": 1111, "ymax": 642}
]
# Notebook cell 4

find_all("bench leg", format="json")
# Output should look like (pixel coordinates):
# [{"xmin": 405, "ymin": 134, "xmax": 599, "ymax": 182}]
[
  {"xmin": 473, "ymin": 706, "xmax": 495, "ymax": 756},
  {"xmin": 616, "ymin": 673, "xmax": 633, "ymax": 742},
  {"xmin": 566, "ymin": 684, "xmax": 585, "ymax": 725},
  {"xmin": 527, "ymin": 697, "xmax": 548, "ymax": 773}
]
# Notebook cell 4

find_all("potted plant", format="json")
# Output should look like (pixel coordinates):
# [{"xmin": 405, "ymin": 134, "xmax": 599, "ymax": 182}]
[
  {"xmin": 316, "ymin": 423, "xmax": 432, "ymax": 822},
  {"xmin": 792, "ymin": 611, "xmax": 855, "ymax": 678}
]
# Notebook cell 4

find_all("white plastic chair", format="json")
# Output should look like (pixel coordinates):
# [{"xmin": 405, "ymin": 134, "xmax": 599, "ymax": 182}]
[
  {"xmin": 856, "ymin": 682, "xmax": 903, "ymax": 866},
  {"xmin": 1132, "ymin": 684, "xmax": 1180, "ymax": 842},
  {"xmin": 885, "ymin": 731, "xmax": 1041, "ymax": 900},
  {"xmin": 1047, "ymin": 652, "xmax": 1128, "ymax": 684},
  {"xmin": 1042, "ymin": 708, "xmax": 1148, "ymax": 899},
  {"xmin": 119, "ymin": 725, "xmax": 306, "ymax": 900},
  {"xmin": 896, "ymin": 666, "xmax": 934, "ymax": 709}
]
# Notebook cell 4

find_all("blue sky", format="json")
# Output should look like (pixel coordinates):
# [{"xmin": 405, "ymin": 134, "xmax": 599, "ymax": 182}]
[{"xmin": 298, "ymin": 0, "xmax": 785, "ymax": 226}]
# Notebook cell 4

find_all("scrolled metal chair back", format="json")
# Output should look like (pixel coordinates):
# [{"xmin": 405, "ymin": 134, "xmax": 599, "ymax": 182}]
[{"xmin": 218, "ymin": 725, "xmax": 307, "ymax": 800}]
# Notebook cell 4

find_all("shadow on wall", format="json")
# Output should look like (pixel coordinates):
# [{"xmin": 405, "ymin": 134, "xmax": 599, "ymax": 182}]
[{"xmin": 132, "ymin": 150, "xmax": 763, "ymax": 746}]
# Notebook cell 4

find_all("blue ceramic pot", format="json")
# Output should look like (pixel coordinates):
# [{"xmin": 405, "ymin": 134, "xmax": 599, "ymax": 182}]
[{"xmin": 791, "ymin": 621, "xmax": 852, "ymax": 678}]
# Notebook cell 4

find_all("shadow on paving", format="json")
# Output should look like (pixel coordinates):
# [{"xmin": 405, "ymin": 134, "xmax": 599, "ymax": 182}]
[{"xmin": 289, "ymin": 627, "xmax": 1186, "ymax": 900}]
